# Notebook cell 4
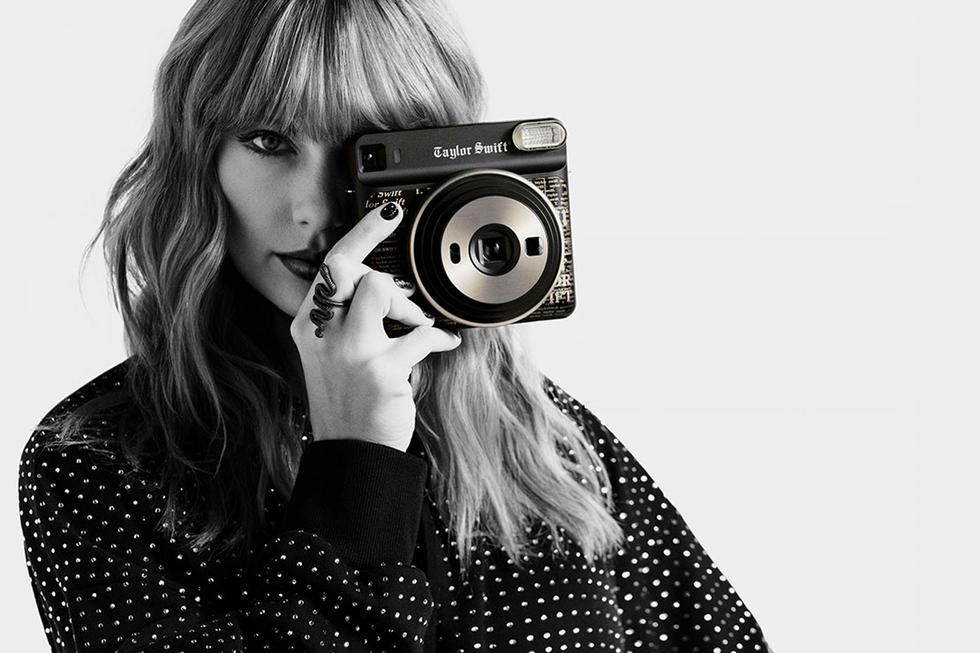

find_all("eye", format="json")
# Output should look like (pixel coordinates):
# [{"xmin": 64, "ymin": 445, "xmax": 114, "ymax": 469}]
[{"xmin": 236, "ymin": 130, "xmax": 296, "ymax": 158}]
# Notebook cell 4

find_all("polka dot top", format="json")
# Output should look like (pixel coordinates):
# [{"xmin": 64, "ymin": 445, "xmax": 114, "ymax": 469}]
[{"xmin": 19, "ymin": 360, "xmax": 771, "ymax": 652}]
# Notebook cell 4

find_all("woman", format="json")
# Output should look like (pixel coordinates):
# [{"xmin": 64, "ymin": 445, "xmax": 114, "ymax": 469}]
[{"xmin": 18, "ymin": 1, "xmax": 771, "ymax": 651}]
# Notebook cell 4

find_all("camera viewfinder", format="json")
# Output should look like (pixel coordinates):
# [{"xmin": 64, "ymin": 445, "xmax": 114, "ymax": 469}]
[{"xmin": 360, "ymin": 144, "xmax": 386, "ymax": 172}]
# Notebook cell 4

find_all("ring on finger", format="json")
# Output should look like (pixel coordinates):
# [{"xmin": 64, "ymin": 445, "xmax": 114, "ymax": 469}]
[
  {"xmin": 314, "ymin": 262, "xmax": 353, "ymax": 311},
  {"xmin": 313, "ymin": 282, "xmax": 351, "ymax": 313},
  {"xmin": 310, "ymin": 292, "xmax": 350, "ymax": 338},
  {"xmin": 311, "ymin": 306, "xmax": 339, "ymax": 338},
  {"xmin": 310, "ymin": 302, "xmax": 347, "ymax": 323}
]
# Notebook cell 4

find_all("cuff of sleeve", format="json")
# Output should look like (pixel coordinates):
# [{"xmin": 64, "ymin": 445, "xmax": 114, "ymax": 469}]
[{"xmin": 283, "ymin": 438, "xmax": 429, "ymax": 567}]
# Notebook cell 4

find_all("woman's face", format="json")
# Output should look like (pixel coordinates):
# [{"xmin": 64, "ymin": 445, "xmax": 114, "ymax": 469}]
[{"xmin": 216, "ymin": 128, "xmax": 348, "ymax": 317}]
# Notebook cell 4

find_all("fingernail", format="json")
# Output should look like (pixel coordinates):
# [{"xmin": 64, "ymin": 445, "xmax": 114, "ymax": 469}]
[
  {"xmin": 423, "ymin": 310, "xmax": 434, "ymax": 319},
  {"xmin": 393, "ymin": 276, "xmax": 414, "ymax": 290},
  {"xmin": 448, "ymin": 327, "xmax": 461, "ymax": 338},
  {"xmin": 381, "ymin": 202, "xmax": 400, "ymax": 220}
]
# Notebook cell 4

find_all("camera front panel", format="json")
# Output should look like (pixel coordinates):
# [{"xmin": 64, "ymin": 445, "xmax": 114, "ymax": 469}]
[{"xmin": 346, "ymin": 119, "xmax": 576, "ymax": 335}]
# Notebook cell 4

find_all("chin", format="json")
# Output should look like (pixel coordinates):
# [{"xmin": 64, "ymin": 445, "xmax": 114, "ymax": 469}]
[
  {"xmin": 269, "ymin": 282, "xmax": 308, "ymax": 319},
  {"xmin": 227, "ymin": 255, "xmax": 310, "ymax": 320},
  {"xmin": 244, "ymin": 273, "xmax": 308, "ymax": 320}
]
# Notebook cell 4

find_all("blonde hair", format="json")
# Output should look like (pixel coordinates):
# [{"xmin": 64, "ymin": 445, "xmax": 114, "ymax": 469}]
[{"xmin": 52, "ymin": 0, "xmax": 623, "ymax": 575}]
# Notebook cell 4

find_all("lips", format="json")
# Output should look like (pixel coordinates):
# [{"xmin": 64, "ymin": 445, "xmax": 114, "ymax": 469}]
[{"xmin": 277, "ymin": 254, "xmax": 319, "ymax": 282}]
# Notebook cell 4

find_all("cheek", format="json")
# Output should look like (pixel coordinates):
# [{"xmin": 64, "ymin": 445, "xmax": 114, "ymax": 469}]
[
  {"xmin": 215, "ymin": 146, "xmax": 307, "ymax": 317},
  {"xmin": 217, "ymin": 151, "xmax": 283, "ymax": 256}
]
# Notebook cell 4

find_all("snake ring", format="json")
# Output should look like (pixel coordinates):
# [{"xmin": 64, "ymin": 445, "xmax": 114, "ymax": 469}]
[
  {"xmin": 313, "ymin": 282, "xmax": 349, "ymax": 309},
  {"xmin": 310, "ymin": 274, "xmax": 351, "ymax": 337}
]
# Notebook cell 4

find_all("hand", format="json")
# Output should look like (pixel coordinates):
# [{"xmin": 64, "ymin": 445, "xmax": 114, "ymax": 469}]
[{"xmin": 289, "ymin": 202, "xmax": 462, "ymax": 452}]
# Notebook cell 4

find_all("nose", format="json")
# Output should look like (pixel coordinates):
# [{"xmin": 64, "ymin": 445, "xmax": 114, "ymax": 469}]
[{"xmin": 290, "ymin": 145, "xmax": 346, "ymax": 234}]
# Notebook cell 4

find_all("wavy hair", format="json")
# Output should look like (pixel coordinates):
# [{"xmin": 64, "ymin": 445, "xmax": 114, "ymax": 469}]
[{"xmin": 45, "ymin": 0, "xmax": 624, "ymax": 575}]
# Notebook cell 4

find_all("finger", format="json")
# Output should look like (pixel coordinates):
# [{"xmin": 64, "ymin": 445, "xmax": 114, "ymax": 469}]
[
  {"xmin": 308, "ymin": 216, "xmax": 415, "ymax": 318},
  {"xmin": 309, "ymin": 267, "xmax": 415, "ymax": 316},
  {"xmin": 346, "ymin": 270, "xmax": 433, "ymax": 342},
  {"xmin": 291, "ymin": 254, "xmax": 356, "ymax": 341},
  {"xmin": 292, "ymin": 206, "xmax": 415, "ymax": 342},
  {"xmin": 347, "ymin": 261, "xmax": 417, "ymax": 297},
  {"xmin": 296, "ymin": 261, "xmax": 420, "ymax": 344},
  {"xmin": 307, "ymin": 258, "xmax": 415, "ymax": 315},
  {"xmin": 384, "ymin": 294, "xmax": 433, "ymax": 329},
  {"xmin": 389, "ymin": 324, "xmax": 462, "ymax": 369},
  {"xmin": 326, "ymin": 202, "xmax": 403, "ymax": 266},
  {"xmin": 302, "ymin": 234, "xmax": 414, "ymax": 322}
]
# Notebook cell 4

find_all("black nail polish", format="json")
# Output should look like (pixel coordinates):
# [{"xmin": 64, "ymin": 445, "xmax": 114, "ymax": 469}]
[
  {"xmin": 423, "ymin": 310, "xmax": 434, "ymax": 319},
  {"xmin": 381, "ymin": 202, "xmax": 400, "ymax": 220},
  {"xmin": 393, "ymin": 276, "xmax": 414, "ymax": 290}
]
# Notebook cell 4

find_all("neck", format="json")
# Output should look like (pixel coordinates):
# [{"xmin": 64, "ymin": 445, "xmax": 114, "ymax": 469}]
[
  {"xmin": 223, "ymin": 263, "xmax": 307, "ymax": 401},
  {"xmin": 265, "ymin": 304, "xmax": 306, "ymax": 399}
]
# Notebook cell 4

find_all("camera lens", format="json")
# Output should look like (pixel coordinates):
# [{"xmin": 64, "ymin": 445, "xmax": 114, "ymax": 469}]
[
  {"xmin": 360, "ymin": 144, "xmax": 386, "ymax": 172},
  {"xmin": 470, "ymin": 224, "xmax": 520, "ymax": 276},
  {"xmin": 409, "ymin": 169, "xmax": 564, "ymax": 327},
  {"xmin": 482, "ymin": 238, "xmax": 503, "ymax": 261}
]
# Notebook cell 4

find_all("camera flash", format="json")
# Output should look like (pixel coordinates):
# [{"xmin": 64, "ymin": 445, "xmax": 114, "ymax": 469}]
[{"xmin": 512, "ymin": 120, "xmax": 567, "ymax": 151}]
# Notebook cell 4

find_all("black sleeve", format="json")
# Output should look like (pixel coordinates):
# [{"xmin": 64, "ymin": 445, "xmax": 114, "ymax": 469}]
[
  {"xmin": 545, "ymin": 379, "xmax": 774, "ymax": 652},
  {"xmin": 19, "ymin": 432, "xmax": 435, "ymax": 652}
]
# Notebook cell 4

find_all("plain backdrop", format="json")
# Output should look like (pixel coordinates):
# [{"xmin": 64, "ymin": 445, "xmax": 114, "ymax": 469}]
[{"xmin": 2, "ymin": 1, "xmax": 976, "ymax": 651}]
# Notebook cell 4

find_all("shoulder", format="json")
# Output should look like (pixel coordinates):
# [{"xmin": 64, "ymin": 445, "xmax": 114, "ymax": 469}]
[
  {"xmin": 541, "ymin": 375, "xmax": 656, "ymax": 499},
  {"xmin": 18, "ymin": 360, "xmax": 173, "ymax": 561},
  {"xmin": 20, "ymin": 358, "xmax": 139, "ymax": 493},
  {"xmin": 542, "ymin": 375, "xmax": 598, "ymax": 427},
  {"xmin": 542, "ymin": 374, "xmax": 623, "ymax": 459},
  {"xmin": 32, "ymin": 358, "xmax": 132, "ymax": 433}
]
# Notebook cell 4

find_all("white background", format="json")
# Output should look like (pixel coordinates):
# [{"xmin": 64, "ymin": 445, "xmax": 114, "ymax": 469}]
[{"xmin": 2, "ymin": 1, "xmax": 976, "ymax": 651}]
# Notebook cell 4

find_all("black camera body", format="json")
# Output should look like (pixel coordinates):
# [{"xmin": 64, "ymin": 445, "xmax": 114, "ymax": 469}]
[{"xmin": 346, "ymin": 118, "xmax": 576, "ymax": 336}]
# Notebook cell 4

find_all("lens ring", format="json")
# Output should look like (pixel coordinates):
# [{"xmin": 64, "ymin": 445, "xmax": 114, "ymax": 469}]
[{"xmin": 408, "ymin": 169, "xmax": 564, "ymax": 327}]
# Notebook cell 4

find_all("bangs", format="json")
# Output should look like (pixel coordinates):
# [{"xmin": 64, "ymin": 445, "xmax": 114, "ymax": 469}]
[{"xmin": 206, "ymin": 0, "xmax": 485, "ymax": 144}]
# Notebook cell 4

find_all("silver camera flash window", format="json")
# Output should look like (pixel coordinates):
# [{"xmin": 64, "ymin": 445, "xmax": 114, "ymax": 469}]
[{"xmin": 511, "ymin": 120, "xmax": 567, "ymax": 151}]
